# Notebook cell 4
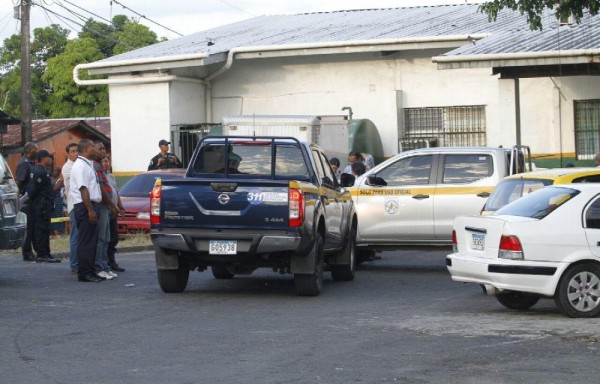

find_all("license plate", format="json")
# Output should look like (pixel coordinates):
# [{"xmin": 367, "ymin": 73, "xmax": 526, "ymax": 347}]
[
  {"xmin": 209, "ymin": 240, "xmax": 237, "ymax": 255},
  {"xmin": 3, "ymin": 200, "xmax": 15, "ymax": 216},
  {"xmin": 471, "ymin": 233, "xmax": 485, "ymax": 251}
]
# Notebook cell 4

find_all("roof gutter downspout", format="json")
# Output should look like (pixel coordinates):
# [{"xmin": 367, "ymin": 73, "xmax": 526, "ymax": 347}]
[{"xmin": 203, "ymin": 35, "xmax": 488, "ymax": 122}]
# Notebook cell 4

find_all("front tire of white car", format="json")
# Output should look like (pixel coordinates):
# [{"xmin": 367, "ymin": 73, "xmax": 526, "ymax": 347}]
[
  {"xmin": 555, "ymin": 263, "xmax": 600, "ymax": 318},
  {"xmin": 495, "ymin": 291, "xmax": 539, "ymax": 310}
]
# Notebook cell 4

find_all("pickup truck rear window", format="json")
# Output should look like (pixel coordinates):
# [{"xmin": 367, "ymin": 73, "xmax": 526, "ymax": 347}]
[{"xmin": 193, "ymin": 143, "xmax": 310, "ymax": 178}]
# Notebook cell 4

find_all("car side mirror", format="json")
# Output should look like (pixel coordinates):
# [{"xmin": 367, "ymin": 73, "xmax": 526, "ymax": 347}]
[
  {"xmin": 340, "ymin": 173, "xmax": 355, "ymax": 187},
  {"xmin": 367, "ymin": 175, "xmax": 387, "ymax": 186}
]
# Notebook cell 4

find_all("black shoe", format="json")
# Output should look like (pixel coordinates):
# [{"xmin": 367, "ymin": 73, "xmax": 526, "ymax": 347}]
[
  {"xmin": 23, "ymin": 252, "xmax": 36, "ymax": 262},
  {"xmin": 36, "ymin": 256, "xmax": 61, "ymax": 263},
  {"xmin": 109, "ymin": 263, "xmax": 125, "ymax": 272},
  {"xmin": 78, "ymin": 274, "xmax": 102, "ymax": 282}
]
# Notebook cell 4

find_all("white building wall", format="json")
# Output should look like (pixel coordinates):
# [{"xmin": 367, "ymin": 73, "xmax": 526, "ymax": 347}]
[
  {"xmin": 210, "ymin": 53, "xmax": 504, "ymax": 157},
  {"xmin": 106, "ymin": 53, "xmax": 600, "ymax": 173},
  {"xmin": 169, "ymin": 81, "xmax": 205, "ymax": 125},
  {"xmin": 109, "ymin": 82, "xmax": 171, "ymax": 173}
]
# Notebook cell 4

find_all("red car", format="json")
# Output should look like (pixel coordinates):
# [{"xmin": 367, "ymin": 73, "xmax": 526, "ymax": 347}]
[{"xmin": 118, "ymin": 168, "xmax": 185, "ymax": 235}]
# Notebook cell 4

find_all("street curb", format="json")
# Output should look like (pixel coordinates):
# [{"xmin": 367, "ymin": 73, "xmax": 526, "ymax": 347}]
[{"xmin": 53, "ymin": 245, "xmax": 154, "ymax": 259}]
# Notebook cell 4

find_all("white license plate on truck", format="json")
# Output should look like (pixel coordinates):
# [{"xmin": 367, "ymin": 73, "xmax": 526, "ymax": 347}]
[
  {"xmin": 471, "ymin": 233, "xmax": 485, "ymax": 251},
  {"xmin": 209, "ymin": 240, "xmax": 237, "ymax": 255}
]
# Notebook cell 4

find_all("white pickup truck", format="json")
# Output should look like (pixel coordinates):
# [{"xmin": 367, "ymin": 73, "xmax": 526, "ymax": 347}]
[{"xmin": 349, "ymin": 146, "xmax": 531, "ymax": 250}]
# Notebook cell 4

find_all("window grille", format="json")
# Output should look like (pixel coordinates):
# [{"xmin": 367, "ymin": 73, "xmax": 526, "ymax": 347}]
[
  {"xmin": 402, "ymin": 106, "xmax": 486, "ymax": 150},
  {"xmin": 574, "ymin": 100, "xmax": 600, "ymax": 160}
]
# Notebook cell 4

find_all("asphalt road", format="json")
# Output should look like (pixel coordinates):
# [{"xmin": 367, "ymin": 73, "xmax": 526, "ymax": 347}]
[{"xmin": 1, "ymin": 248, "xmax": 600, "ymax": 384}]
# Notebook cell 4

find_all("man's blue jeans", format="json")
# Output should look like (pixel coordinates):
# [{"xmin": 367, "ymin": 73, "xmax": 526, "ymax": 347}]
[{"xmin": 94, "ymin": 205, "xmax": 110, "ymax": 272}]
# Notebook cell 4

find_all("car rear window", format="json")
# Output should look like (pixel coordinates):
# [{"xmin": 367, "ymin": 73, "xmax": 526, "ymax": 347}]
[
  {"xmin": 494, "ymin": 186, "xmax": 579, "ymax": 219},
  {"xmin": 484, "ymin": 178, "xmax": 553, "ymax": 212},
  {"xmin": 119, "ymin": 174, "xmax": 162, "ymax": 197},
  {"xmin": 192, "ymin": 142, "xmax": 309, "ymax": 179}
]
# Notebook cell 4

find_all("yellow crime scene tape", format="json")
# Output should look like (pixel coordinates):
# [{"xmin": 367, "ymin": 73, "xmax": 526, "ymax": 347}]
[{"xmin": 51, "ymin": 216, "xmax": 70, "ymax": 223}]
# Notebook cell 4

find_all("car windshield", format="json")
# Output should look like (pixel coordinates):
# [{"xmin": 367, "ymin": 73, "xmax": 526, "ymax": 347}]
[
  {"xmin": 119, "ymin": 174, "xmax": 164, "ymax": 197},
  {"xmin": 494, "ymin": 186, "xmax": 580, "ymax": 219},
  {"xmin": 0, "ymin": 155, "xmax": 12, "ymax": 185},
  {"xmin": 484, "ymin": 178, "xmax": 553, "ymax": 211}
]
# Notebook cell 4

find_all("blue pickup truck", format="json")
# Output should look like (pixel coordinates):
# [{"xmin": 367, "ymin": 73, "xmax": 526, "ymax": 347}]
[{"xmin": 150, "ymin": 136, "xmax": 357, "ymax": 296}]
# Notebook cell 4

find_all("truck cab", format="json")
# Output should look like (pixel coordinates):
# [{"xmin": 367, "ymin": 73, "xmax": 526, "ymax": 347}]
[{"xmin": 350, "ymin": 146, "xmax": 531, "ymax": 249}]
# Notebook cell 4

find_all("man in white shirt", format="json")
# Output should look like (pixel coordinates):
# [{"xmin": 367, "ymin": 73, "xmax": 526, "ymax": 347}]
[
  {"xmin": 61, "ymin": 142, "xmax": 79, "ymax": 273},
  {"xmin": 69, "ymin": 139, "xmax": 103, "ymax": 282}
]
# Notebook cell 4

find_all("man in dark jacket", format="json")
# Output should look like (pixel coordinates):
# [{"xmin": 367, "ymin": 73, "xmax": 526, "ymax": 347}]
[
  {"xmin": 148, "ymin": 139, "xmax": 182, "ymax": 170},
  {"xmin": 16, "ymin": 142, "xmax": 38, "ymax": 261},
  {"xmin": 27, "ymin": 150, "xmax": 61, "ymax": 263}
]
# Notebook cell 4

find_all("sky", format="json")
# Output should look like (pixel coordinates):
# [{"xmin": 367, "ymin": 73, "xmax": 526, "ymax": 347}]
[{"xmin": 0, "ymin": 0, "xmax": 480, "ymax": 43}]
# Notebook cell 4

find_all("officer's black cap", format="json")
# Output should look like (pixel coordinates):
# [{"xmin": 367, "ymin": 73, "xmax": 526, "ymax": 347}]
[
  {"xmin": 36, "ymin": 150, "xmax": 53, "ymax": 161},
  {"xmin": 159, "ymin": 139, "xmax": 170, "ymax": 146}
]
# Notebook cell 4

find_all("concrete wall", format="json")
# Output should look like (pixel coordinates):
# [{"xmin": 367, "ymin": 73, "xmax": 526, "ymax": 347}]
[{"xmin": 109, "ymin": 82, "xmax": 170, "ymax": 174}]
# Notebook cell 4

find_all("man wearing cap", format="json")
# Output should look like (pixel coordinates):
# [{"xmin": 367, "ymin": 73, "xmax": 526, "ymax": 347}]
[
  {"xmin": 26, "ymin": 150, "xmax": 61, "ymax": 263},
  {"xmin": 148, "ymin": 139, "xmax": 182, "ymax": 170}
]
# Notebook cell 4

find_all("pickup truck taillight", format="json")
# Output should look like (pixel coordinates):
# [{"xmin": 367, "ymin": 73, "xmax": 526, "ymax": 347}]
[
  {"xmin": 289, "ymin": 188, "xmax": 304, "ymax": 227},
  {"xmin": 150, "ymin": 178, "xmax": 162, "ymax": 224}
]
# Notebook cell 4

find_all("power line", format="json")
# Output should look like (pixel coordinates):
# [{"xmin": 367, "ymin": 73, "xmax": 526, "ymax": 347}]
[
  {"xmin": 60, "ymin": 0, "xmax": 113, "ymax": 26},
  {"xmin": 217, "ymin": 0, "xmax": 256, "ymax": 17},
  {"xmin": 111, "ymin": 0, "xmax": 183, "ymax": 36},
  {"xmin": 33, "ymin": 2, "xmax": 136, "ymax": 51}
]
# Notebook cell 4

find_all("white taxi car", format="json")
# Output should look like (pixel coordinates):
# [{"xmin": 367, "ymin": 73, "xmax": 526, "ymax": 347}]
[{"xmin": 447, "ymin": 184, "xmax": 600, "ymax": 318}]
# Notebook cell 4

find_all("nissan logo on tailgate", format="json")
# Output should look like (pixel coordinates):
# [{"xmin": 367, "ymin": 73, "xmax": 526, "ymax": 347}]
[{"xmin": 218, "ymin": 193, "xmax": 230, "ymax": 205}]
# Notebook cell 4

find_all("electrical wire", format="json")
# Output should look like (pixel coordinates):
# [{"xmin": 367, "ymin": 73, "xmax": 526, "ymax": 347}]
[
  {"xmin": 60, "ymin": 0, "xmax": 113, "ymax": 25},
  {"xmin": 111, "ymin": 0, "xmax": 183, "ymax": 36},
  {"xmin": 33, "ymin": 1, "xmax": 136, "ymax": 50},
  {"xmin": 217, "ymin": 0, "xmax": 256, "ymax": 17}
]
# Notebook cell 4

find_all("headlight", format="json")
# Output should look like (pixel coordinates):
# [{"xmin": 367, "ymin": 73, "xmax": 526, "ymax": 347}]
[{"xmin": 137, "ymin": 212, "xmax": 150, "ymax": 220}]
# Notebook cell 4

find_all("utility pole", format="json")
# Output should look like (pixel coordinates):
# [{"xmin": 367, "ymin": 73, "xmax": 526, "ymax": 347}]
[{"xmin": 20, "ymin": 0, "xmax": 32, "ymax": 145}]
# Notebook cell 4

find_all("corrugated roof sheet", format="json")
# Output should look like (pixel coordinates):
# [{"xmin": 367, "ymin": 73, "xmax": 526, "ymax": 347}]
[
  {"xmin": 442, "ymin": 12, "xmax": 600, "ymax": 57},
  {"xmin": 2, "ymin": 118, "xmax": 110, "ymax": 147},
  {"xmin": 100, "ymin": 4, "xmax": 578, "ymax": 65}
]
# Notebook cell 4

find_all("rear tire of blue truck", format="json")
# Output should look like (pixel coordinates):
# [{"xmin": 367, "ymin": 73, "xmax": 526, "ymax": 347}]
[
  {"xmin": 156, "ymin": 249, "xmax": 190, "ymax": 293},
  {"xmin": 294, "ymin": 234, "xmax": 324, "ymax": 296},
  {"xmin": 331, "ymin": 225, "xmax": 356, "ymax": 282}
]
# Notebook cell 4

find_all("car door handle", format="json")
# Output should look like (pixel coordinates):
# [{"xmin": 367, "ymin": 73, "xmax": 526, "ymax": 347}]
[
  {"xmin": 597, "ymin": 241, "xmax": 600, "ymax": 246},
  {"xmin": 477, "ymin": 192, "xmax": 491, "ymax": 198},
  {"xmin": 412, "ymin": 194, "xmax": 430, "ymax": 200}
]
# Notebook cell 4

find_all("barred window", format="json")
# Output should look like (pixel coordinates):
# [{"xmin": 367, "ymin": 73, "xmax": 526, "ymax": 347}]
[
  {"xmin": 401, "ymin": 106, "xmax": 486, "ymax": 150},
  {"xmin": 574, "ymin": 100, "xmax": 600, "ymax": 160}
]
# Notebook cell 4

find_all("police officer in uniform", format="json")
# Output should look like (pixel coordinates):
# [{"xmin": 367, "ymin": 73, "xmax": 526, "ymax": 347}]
[
  {"xmin": 27, "ymin": 150, "xmax": 61, "ymax": 263},
  {"xmin": 148, "ymin": 139, "xmax": 183, "ymax": 170},
  {"xmin": 16, "ymin": 142, "xmax": 38, "ymax": 261}
]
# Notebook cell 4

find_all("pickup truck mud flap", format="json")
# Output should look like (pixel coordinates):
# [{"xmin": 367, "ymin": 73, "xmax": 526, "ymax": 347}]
[
  {"xmin": 155, "ymin": 247, "xmax": 179, "ymax": 270},
  {"xmin": 290, "ymin": 239, "xmax": 317, "ymax": 274}
]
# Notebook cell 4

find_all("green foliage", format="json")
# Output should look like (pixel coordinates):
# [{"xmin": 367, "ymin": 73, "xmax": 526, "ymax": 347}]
[
  {"xmin": 0, "ymin": 14, "xmax": 164, "ymax": 119},
  {"xmin": 479, "ymin": 0, "xmax": 600, "ymax": 30},
  {"xmin": 43, "ymin": 38, "xmax": 108, "ymax": 118}
]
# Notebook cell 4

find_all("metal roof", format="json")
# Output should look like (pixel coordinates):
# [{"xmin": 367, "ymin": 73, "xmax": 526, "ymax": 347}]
[
  {"xmin": 97, "ymin": 4, "xmax": 541, "ymax": 66},
  {"xmin": 2, "ymin": 118, "xmax": 111, "ymax": 148},
  {"xmin": 434, "ymin": 10, "xmax": 600, "ymax": 69}
]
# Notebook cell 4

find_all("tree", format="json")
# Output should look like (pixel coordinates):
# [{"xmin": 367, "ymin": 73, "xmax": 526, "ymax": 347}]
[
  {"xmin": 0, "ymin": 25, "xmax": 69, "ymax": 117},
  {"xmin": 479, "ymin": 0, "xmax": 600, "ymax": 30},
  {"xmin": 112, "ymin": 20, "xmax": 158, "ymax": 55},
  {"xmin": 43, "ymin": 38, "xmax": 108, "ymax": 118}
]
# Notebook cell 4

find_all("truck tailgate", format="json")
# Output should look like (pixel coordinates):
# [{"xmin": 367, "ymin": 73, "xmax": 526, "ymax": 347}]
[{"xmin": 160, "ymin": 179, "xmax": 291, "ymax": 230}]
